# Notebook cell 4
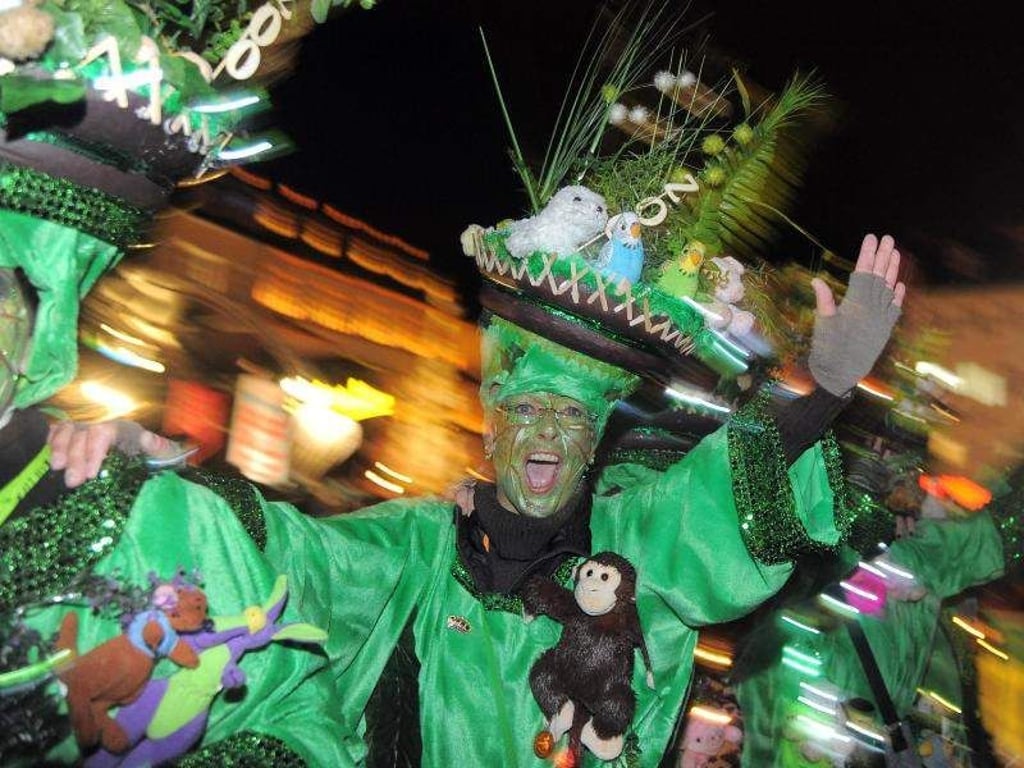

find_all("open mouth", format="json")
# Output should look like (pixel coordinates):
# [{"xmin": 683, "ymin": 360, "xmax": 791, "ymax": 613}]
[{"xmin": 524, "ymin": 451, "xmax": 561, "ymax": 493}]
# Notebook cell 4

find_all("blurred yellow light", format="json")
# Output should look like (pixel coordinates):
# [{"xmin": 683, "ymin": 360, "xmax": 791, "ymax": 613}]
[
  {"xmin": 856, "ymin": 378, "xmax": 894, "ymax": 401},
  {"xmin": 280, "ymin": 376, "xmax": 394, "ymax": 421},
  {"xmin": 693, "ymin": 644, "xmax": 732, "ymax": 667},
  {"xmin": 952, "ymin": 615, "xmax": 986, "ymax": 639},
  {"xmin": 844, "ymin": 719, "xmax": 885, "ymax": 743},
  {"xmin": 916, "ymin": 688, "xmax": 962, "ymax": 715},
  {"xmin": 374, "ymin": 461, "xmax": 413, "ymax": 484},
  {"xmin": 100, "ymin": 323, "xmax": 145, "ymax": 346},
  {"xmin": 465, "ymin": 466, "xmax": 493, "ymax": 482},
  {"xmin": 688, "ymin": 705, "xmax": 732, "ymax": 725},
  {"xmin": 976, "ymin": 638, "xmax": 1009, "ymax": 661},
  {"xmin": 80, "ymin": 381, "xmax": 137, "ymax": 419},
  {"xmin": 364, "ymin": 469, "xmax": 404, "ymax": 495},
  {"xmin": 781, "ymin": 613, "xmax": 822, "ymax": 635},
  {"xmin": 95, "ymin": 342, "xmax": 166, "ymax": 374},
  {"xmin": 914, "ymin": 361, "xmax": 962, "ymax": 389}
]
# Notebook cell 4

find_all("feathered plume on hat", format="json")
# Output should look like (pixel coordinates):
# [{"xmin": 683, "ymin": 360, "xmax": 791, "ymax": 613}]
[
  {"xmin": 463, "ymin": 1, "xmax": 830, "ymax": 409},
  {"xmin": 0, "ymin": 0, "xmax": 374, "ymax": 407}
]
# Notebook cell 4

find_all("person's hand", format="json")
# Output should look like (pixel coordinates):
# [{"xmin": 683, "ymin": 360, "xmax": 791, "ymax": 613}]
[
  {"xmin": 809, "ymin": 234, "xmax": 907, "ymax": 396},
  {"xmin": 48, "ymin": 420, "xmax": 184, "ymax": 488}
]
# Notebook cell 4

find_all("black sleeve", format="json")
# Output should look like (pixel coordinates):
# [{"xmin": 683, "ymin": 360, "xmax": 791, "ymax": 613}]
[{"xmin": 770, "ymin": 387, "xmax": 852, "ymax": 466}]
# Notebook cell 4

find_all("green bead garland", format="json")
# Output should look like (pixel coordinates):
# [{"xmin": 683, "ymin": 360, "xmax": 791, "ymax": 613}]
[
  {"xmin": 728, "ymin": 390, "xmax": 854, "ymax": 564},
  {"xmin": 0, "ymin": 452, "xmax": 147, "ymax": 613},
  {"xmin": 175, "ymin": 731, "xmax": 306, "ymax": 767},
  {"xmin": 0, "ymin": 161, "xmax": 150, "ymax": 250}
]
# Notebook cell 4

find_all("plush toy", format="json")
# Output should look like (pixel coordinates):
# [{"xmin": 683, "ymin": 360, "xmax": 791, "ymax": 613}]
[
  {"xmin": 55, "ymin": 578, "xmax": 208, "ymax": 754},
  {"xmin": 85, "ymin": 575, "xmax": 326, "ymax": 768},
  {"xmin": 521, "ymin": 551, "xmax": 653, "ymax": 761},
  {"xmin": 917, "ymin": 728, "xmax": 954, "ymax": 768},
  {"xmin": 503, "ymin": 185, "xmax": 608, "ymax": 260},
  {"xmin": 678, "ymin": 715, "xmax": 743, "ymax": 768},
  {"xmin": 655, "ymin": 240, "xmax": 706, "ymax": 298},
  {"xmin": 0, "ymin": 0, "xmax": 54, "ymax": 62},
  {"xmin": 595, "ymin": 211, "xmax": 645, "ymax": 285},
  {"xmin": 703, "ymin": 256, "xmax": 754, "ymax": 337}
]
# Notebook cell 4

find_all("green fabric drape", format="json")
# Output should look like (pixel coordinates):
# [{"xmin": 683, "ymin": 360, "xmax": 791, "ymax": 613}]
[
  {"xmin": 262, "ymin": 421, "xmax": 844, "ymax": 767},
  {"xmin": 736, "ymin": 513, "xmax": 1005, "ymax": 767},
  {"xmin": 0, "ymin": 209, "xmax": 123, "ymax": 407},
  {"xmin": 13, "ymin": 468, "xmax": 351, "ymax": 767}
]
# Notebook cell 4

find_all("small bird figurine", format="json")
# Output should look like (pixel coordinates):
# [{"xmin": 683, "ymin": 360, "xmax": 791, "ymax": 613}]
[
  {"xmin": 596, "ymin": 212, "xmax": 645, "ymax": 285},
  {"xmin": 503, "ymin": 186, "xmax": 608, "ymax": 260},
  {"xmin": 654, "ymin": 239, "xmax": 705, "ymax": 298}
]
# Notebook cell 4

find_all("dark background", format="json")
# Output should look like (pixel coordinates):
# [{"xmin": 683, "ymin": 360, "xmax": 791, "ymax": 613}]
[{"xmin": 262, "ymin": 1, "xmax": 1024, "ymax": 293}]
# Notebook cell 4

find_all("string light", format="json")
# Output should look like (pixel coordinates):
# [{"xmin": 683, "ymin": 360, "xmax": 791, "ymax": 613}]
[{"xmin": 364, "ymin": 469, "xmax": 404, "ymax": 495}]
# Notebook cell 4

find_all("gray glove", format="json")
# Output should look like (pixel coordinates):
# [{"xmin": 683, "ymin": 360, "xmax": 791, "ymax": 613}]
[{"xmin": 809, "ymin": 272, "xmax": 901, "ymax": 396}]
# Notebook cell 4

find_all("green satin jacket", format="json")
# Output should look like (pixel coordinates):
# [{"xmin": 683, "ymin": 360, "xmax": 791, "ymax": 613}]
[
  {"xmin": 4, "ymin": 400, "xmax": 847, "ymax": 767},
  {"xmin": 736, "ymin": 512, "xmax": 1006, "ymax": 768},
  {"xmin": 263, "ymin": 414, "xmax": 849, "ymax": 767},
  {"xmin": 3, "ymin": 457, "xmax": 348, "ymax": 767}
]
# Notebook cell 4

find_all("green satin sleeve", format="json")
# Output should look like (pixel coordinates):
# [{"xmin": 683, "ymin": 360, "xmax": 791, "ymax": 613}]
[
  {"xmin": 261, "ymin": 496, "xmax": 455, "ymax": 765},
  {"xmin": 593, "ymin": 417, "xmax": 843, "ymax": 628},
  {"xmin": 17, "ymin": 470, "xmax": 352, "ymax": 767},
  {"xmin": 736, "ymin": 512, "xmax": 1006, "ymax": 767},
  {"xmin": 0, "ymin": 209, "xmax": 125, "ymax": 408}
]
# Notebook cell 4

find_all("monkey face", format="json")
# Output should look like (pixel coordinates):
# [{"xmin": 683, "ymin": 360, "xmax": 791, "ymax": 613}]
[{"xmin": 574, "ymin": 559, "xmax": 622, "ymax": 616}]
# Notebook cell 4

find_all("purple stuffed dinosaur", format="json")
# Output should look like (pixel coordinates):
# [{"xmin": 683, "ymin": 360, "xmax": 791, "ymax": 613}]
[{"xmin": 84, "ymin": 575, "xmax": 325, "ymax": 767}]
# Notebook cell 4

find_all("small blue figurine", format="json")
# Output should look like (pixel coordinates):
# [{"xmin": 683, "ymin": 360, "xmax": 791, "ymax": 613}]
[{"xmin": 596, "ymin": 212, "xmax": 645, "ymax": 285}]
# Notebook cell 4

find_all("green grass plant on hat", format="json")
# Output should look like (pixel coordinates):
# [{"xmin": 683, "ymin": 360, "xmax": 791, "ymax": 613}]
[
  {"xmin": 0, "ymin": 0, "xmax": 374, "ymax": 407},
  {"xmin": 463, "ymin": 1, "xmax": 829, "ymax": 399}
]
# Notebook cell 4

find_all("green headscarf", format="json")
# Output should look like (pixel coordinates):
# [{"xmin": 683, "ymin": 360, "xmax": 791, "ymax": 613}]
[
  {"xmin": 0, "ymin": 207, "xmax": 124, "ymax": 408},
  {"xmin": 480, "ymin": 315, "xmax": 641, "ymax": 434}
]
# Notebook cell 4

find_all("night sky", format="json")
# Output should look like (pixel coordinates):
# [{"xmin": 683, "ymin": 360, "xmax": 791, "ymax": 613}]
[{"xmin": 261, "ymin": 1, "xmax": 1024, "ymax": 293}]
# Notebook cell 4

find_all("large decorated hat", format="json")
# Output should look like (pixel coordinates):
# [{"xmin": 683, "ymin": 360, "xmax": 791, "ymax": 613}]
[
  {"xmin": 0, "ymin": 0, "xmax": 373, "ymax": 407},
  {"xmin": 463, "ymin": 2, "xmax": 828, "ymax": 413}
]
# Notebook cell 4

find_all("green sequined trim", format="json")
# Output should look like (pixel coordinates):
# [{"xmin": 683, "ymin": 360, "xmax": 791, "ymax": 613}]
[
  {"xmin": 181, "ymin": 467, "xmax": 268, "ymax": 551},
  {"xmin": 604, "ymin": 448, "xmax": 688, "ymax": 473},
  {"xmin": 0, "ymin": 161, "xmax": 150, "ymax": 249},
  {"xmin": 26, "ymin": 130, "xmax": 151, "ymax": 177},
  {"xmin": 0, "ymin": 453, "xmax": 147, "ymax": 613},
  {"xmin": 991, "ymin": 485, "xmax": 1023, "ymax": 570},
  {"xmin": 845, "ymin": 489, "xmax": 897, "ymax": 555},
  {"xmin": 451, "ymin": 547, "xmax": 582, "ymax": 615},
  {"xmin": 727, "ymin": 391, "xmax": 853, "ymax": 565},
  {"xmin": 175, "ymin": 731, "xmax": 305, "ymax": 767}
]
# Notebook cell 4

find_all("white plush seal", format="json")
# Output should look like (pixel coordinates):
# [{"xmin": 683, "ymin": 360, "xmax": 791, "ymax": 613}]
[{"xmin": 503, "ymin": 185, "xmax": 608, "ymax": 259}]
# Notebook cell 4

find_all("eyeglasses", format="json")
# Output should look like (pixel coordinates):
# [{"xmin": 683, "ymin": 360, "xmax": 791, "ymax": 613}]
[{"xmin": 498, "ymin": 402, "xmax": 595, "ymax": 429}]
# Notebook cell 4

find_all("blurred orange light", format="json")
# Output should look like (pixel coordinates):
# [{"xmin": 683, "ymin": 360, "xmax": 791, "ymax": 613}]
[
  {"xmin": 919, "ymin": 474, "xmax": 992, "ymax": 510},
  {"xmin": 856, "ymin": 377, "xmax": 895, "ymax": 401}
]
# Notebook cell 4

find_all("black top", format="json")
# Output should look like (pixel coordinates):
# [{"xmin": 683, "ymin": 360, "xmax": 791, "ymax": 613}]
[{"xmin": 0, "ymin": 408, "xmax": 67, "ymax": 519}]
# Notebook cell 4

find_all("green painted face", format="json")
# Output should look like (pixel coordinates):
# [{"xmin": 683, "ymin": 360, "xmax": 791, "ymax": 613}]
[{"xmin": 488, "ymin": 392, "xmax": 598, "ymax": 519}]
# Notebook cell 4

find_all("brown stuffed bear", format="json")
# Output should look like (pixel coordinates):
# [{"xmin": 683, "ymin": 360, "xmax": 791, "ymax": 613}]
[
  {"xmin": 55, "ymin": 584, "xmax": 209, "ymax": 754},
  {"xmin": 0, "ymin": 0, "xmax": 54, "ymax": 63}
]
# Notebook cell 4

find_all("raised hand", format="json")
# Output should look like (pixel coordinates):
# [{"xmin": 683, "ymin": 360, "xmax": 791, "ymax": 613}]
[
  {"xmin": 808, "ymin": 234, "xmax": 906, "ymax": 396},
  {"xmin": 48, "ymin": 420, "xmax": 188, "ymax": 488}
]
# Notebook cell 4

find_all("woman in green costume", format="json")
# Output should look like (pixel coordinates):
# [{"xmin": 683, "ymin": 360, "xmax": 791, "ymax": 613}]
[
  {"xmin": 732, "ymin": 475, "xmax": 1021, "ymax": 768},
  {"xmin": 3, "ymin": 220, "xmax": 913, "ymax": 768},
  {"xmin": 235, "ymin": 232, "xmax": 931, "ymax": 767},
  {"xmin": 0, "ymin": 175, "xmax": 353, "ymax": 768},
  {"xmin": 0, "ymin": 0, "xmax": 374, "ymax": 764}
]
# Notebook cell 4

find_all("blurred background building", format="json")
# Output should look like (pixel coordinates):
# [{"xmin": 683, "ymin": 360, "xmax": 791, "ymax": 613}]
[{"xmin": 50, "ymin": 167, "xmax": 486, "ymax": 511}]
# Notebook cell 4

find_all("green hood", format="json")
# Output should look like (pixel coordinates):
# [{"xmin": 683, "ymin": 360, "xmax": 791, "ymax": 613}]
[
  {"xmin": 0, "ymin": 207, "xmax": 123, "ymax": 407},
  {"xmin": 480, "ymin": 314, "xmax": 641, "ymax": 434}
]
